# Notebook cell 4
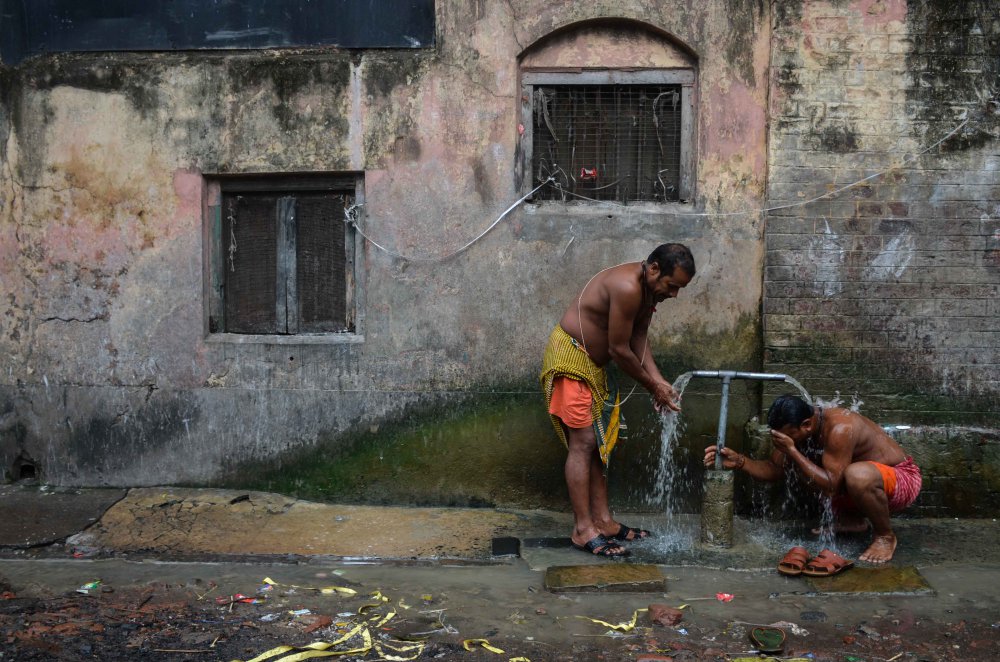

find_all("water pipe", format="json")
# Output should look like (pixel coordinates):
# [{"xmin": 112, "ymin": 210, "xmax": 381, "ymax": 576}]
[
  {"xmin": 688, "ymin": 371, "xmax": 788, "ymax": 469},
  {"xmin": 687, "ymin": 370, "xmax": 793, "ymax": 547}
]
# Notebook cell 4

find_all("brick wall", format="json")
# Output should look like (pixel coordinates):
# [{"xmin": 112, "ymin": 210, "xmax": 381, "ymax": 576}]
[{"xmin": 764, "ymin": 0, "xmax": 999, "ymax": 425}]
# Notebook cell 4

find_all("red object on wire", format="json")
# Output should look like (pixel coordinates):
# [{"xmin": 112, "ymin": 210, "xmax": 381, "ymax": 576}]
[
  {"xmin": 580, "ymin": 167, "xmax": 597, "ymax": 181},
  {"xmin": 715, "ymin": 592, "xmax": 734, "ymax": 602}
]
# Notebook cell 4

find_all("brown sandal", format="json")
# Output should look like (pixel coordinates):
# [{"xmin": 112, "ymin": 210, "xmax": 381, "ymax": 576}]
[
  {"xmin": 777, "ymin": 546, "xmax": 810, "ymax": 576},
  {"xmin": 802, "ymin": 549, "xmax": 854, "ymax": 577}
]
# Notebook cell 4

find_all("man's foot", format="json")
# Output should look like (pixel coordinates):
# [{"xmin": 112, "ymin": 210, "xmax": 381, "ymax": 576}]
[
  {"xmin": 859, "ymin": 533, "xmax": 897, "ymax": 564},
  {"xmin": 572, "ymin": 534, "xmax": 630, "ymax": 558},
  {"xmin": 608, "ymin": 523, "xmax": 653, "ymax": 542},
  {"xmin": 811, "ymin": 517, "xmax": 870, "ymax": 535}
]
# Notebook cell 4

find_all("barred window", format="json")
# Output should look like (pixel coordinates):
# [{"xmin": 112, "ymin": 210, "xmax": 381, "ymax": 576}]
[
  {"xmin": 521, "ymin": 71, "xmax": 694, "ymax": 204},
  {"xmin": 207, "ymin": 174, "xmax": 363, "ymax": 338}
]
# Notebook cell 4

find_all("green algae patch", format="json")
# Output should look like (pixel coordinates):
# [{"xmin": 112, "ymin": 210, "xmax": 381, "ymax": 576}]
[
  {"xmin": 545, "ymin": 564, "xmax": 666, "ymax": 593},
  {"xmin": 217, "ymin": 392, "xmax": 568, "ymax": 509},
  {"xmin": 806, "ymin": 566, "xmax": 933, "ymax": 595}
]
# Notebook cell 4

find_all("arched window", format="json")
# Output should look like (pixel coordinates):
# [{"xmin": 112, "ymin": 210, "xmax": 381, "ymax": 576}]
[{"xmin": 518, "ymin": 20, "xmax": 697, "ymax": 204}]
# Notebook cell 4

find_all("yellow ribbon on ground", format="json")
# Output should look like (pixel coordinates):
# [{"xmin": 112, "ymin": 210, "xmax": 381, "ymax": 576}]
[
  {"xmin": 540, "ymin": 325, "xmax": 621, "ymax": 465},
  {"xmin": 233, "ymin": 623, "xmax": 371, "ymax": 662},
  {"xmin": 374, "ymin": 640, "xmax": 425, "ymax": 661},
  {"xmin": 231, "ymin": 588, "xmax": 424, "ymax": 662},
  {"xmin": 463, "ymin": 638, "xmax": 505, "ymax": 654},
  {"xmin": 263, "ymin": 577, "xmax": 357, "ymax": 597},
  {"xmin": 576, "ymin": 608, "xmax": 648, "ymax": 632}
]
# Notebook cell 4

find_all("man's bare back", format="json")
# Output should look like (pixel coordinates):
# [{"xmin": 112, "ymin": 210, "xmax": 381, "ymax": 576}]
[{"xmin": 816, "ymin": 408, "xmax": 907, "ymax": 467}]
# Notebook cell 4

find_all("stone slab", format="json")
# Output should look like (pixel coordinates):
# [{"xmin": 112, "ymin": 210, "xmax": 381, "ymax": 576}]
[
  {"xmin": 70, "ymin": 488, "xmax": 527, "ymax": 560},
  {"xmin": 544, "ymin": 564, "xmax": 667, "ymax": 593},
  {"xmin": 0, "ymin": 484, "xmax": 126, "ymax": 548},
  {"xmin": 805, "ymin": 566, "xmax": 934, "ymax": 595}
]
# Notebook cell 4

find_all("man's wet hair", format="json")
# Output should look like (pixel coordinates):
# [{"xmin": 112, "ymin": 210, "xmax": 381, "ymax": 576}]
[
  {"xmin": 648, "ymin": 243, "xmax": 695, "ymax": 278},
  {"xmin": 767, "ymin": 394, "xmax": 814, "ymax": 429}
]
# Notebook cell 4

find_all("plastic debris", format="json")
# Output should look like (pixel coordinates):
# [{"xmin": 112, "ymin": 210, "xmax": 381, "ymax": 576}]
[
  {"xmin": 463, "ymin": 639, "xmax": 505, "ymax": 654},
  {"xmin": 770, "ymin": 620, "xmax": 809, "ymax": 636},
  {"xmin": 217, "ymin": 594, "xmax": 264, "ymax": 605},
  {"xmin": 715, "ymin": 592, "xmax": 734, "ymax": 602},
  {"xmin": 288, "ymin": 609, "xmax": 312, "ymax": 616},
  {"xmin": 260, "ymin": 613, "xmax": 280, "ymax": 622},
  {"xmin": 76, "ymin": 581, "xmax": 101, "ymax": 594},
  {"xmin": 262, "ymin": 577, "xmax": 356, "ymax": 597},
  {"xmin": 576, "ymin": 608, "xmax": 648, "ymax": 632},
  {"xmin": 677, "ymin": 628, "xmax": 689, "ymax": 635}
]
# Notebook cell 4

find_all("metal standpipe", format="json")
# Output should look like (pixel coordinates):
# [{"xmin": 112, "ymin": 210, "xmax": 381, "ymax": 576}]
[{"xmin": 689, "ymin": 370, "xmax": 788, "ymax": 547}]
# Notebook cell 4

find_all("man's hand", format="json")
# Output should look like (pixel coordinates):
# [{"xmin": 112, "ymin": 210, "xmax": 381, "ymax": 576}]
[
  {"xmin": 703, "ymin": 445, "xmax": 744, "ymax": 470},
  {"xmin": 769, "ymin": 429, "xmax": 796, "ymax": 455},
  {"xmin": 652, "ymin": 381, "xmax": 681, "ymax": 413}
]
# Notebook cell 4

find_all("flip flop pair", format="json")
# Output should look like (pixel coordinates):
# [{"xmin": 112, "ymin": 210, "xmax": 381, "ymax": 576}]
[{"xmin": 778, "ymin": 546, "xmax": 854, "ymax": 577}]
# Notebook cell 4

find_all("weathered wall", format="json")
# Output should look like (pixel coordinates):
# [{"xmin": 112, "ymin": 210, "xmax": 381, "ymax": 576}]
[
  {"xmin": 764, "ymin": 0, "xmax": 999, "ymax": 425},
  {"xmin": 0, "ymin": 1, "xmax": 772, "ymax": 507}
]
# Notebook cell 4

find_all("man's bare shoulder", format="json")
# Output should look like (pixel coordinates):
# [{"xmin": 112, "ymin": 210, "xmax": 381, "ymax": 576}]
[
  {"xmin": 822, "ymin": 409, "xmax": 858, "ymax": 448},
  {"xmin": 597, "ymin": 262, "xmax": 641, "ymax": 294}
]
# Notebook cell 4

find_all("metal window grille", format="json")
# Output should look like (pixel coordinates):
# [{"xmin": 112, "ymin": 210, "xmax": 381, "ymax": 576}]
[
  {"xmin": 222, "ymin": 190, "xmax": 352, "ymax": 334},
  {"xmin": 532, "ymin": 84, "xmax": 683, "ymax": 203}
]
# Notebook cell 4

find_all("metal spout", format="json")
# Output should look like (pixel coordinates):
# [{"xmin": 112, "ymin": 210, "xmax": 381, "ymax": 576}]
[{"xmin": 690, "ymin": 370, "xmax": 787, "ymax": 381}]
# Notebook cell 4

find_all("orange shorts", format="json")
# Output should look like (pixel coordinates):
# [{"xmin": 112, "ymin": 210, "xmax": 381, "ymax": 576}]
[{"xmin": 548, "ymin": 376, "xmax": 593, "ymax": 429}]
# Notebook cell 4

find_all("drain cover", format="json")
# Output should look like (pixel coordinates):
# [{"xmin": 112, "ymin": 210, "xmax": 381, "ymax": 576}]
[
  {"xmin": 806, "ymin": 566, "xmax": 933, "ymax": 595},
  {"xmin": 544, "ymin": 564, "xmax": 666, "ymax": 593}
]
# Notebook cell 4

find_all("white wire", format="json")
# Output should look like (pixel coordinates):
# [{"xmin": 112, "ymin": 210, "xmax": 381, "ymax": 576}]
[
  {"xmin": 344, "ymin": 114, "xmax": 974, "ymax": 260},
  {"xmin": 345, "ymin": 177, "xmax": 553, "ymax": 262},
  {"xmin": 547, "ymin": 117, "xmax": 972, "ymax": 215}
]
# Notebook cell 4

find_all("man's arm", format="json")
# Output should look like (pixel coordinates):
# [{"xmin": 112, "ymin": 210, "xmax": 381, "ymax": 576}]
[
  {"xmin": 705, "ymin": 446, "xmax": 785, "ymax": 482},
  {"xmin": 606, "ymin": 283, "xmax": 677, "ymax": 410},
  {"xmin": 770, "ymin": 425, "xmax": 853, "ymax": 496}
]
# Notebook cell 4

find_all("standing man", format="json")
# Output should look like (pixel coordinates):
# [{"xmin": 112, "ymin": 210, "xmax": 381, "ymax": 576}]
[
  {"xmin": 541, "ymin": 244, "xmax": 695, "ymax": 557},
  {"xmin": 703, "ymin": 395, "xmax": 922, "ymax": 563}
]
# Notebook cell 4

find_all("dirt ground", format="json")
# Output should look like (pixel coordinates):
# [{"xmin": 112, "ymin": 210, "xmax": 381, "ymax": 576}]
[
  {"xmin": 2, "ymin": 555, "xmax": 999, "ymax": 662},
  {"xmin": 2, "ymin": 485, "xmax": 999, "ymax": 661}
]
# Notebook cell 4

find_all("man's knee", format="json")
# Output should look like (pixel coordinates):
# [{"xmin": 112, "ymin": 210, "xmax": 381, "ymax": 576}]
[
  {"xmin": 565, "ymin": 425, "xmax": 597, "ymax": 452},
  {"xmin": 844, "ymin": 462, "xmax": 882, "ymax": 493}
]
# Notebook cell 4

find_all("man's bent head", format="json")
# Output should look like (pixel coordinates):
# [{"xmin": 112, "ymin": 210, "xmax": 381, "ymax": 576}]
[
  {"xmin": 767, "ymin": 394, "xmax": 816, "ymax": 441},
  {"xmin": 646, "ymin": 243, "xmax": 695, "ymax": 302},
  {"xmin": 648, "ymin": 243, "xmax": 695, "ymax": 280}
]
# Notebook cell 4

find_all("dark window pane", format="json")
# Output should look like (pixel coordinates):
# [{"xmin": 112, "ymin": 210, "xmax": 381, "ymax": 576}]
[
  {"xmin": 223, "ymin": 194, "xmax": 278, "ymax": 333},
  {"xmin": 532, "ymin": 85, "xmax": 682, "ymax": 203},
  {"xmin": 297, "ymin": 193, "xmax": 350, "ymax": 332}
]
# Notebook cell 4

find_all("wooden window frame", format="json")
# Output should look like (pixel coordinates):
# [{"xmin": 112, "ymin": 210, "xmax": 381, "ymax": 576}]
[
  {"xmin": 520, "ymin": 69, "xmax": 696, "ymax": 203},
  {"xmin": 203, "ymin": 173, "xmax": 366, "ymax": 345}
]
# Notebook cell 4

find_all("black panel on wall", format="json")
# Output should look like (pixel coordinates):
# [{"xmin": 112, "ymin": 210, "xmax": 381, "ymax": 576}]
[{"xmin": 0, "ymin": 0, "xmax": 435, "ymax": 64}]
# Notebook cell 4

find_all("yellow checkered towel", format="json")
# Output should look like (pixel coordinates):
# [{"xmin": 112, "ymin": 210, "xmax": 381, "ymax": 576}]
[{"xmin": 540, "ymin": 325, "xmax": 621, "ymax": 466}]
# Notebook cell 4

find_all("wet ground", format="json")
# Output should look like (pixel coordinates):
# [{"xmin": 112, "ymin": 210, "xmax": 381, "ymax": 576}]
[{"xmin": 2, "ymin": 483, "xmax": 999, "ymax": 661}]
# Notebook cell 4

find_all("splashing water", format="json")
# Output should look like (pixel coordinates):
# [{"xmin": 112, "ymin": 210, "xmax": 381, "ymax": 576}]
[
  {"xmin": 782, "ymin": 375, "xmax": 812, "ymax": 405},
  {"xmin": 813, "ymin": 391, "xmax": 864, "ymax": 412},
  {"xmin": 650, "ymin": 372, "xmax": 693, "ymax": 512},
  {"xmin": 645, "ymin": 372, "xmax": 697, "ymax": 551}
]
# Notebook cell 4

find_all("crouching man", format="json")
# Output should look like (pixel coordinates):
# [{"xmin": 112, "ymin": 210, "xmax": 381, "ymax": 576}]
[{"xmin": 703, "ymin": 394, "xmax": 921, "ymax": 563}]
